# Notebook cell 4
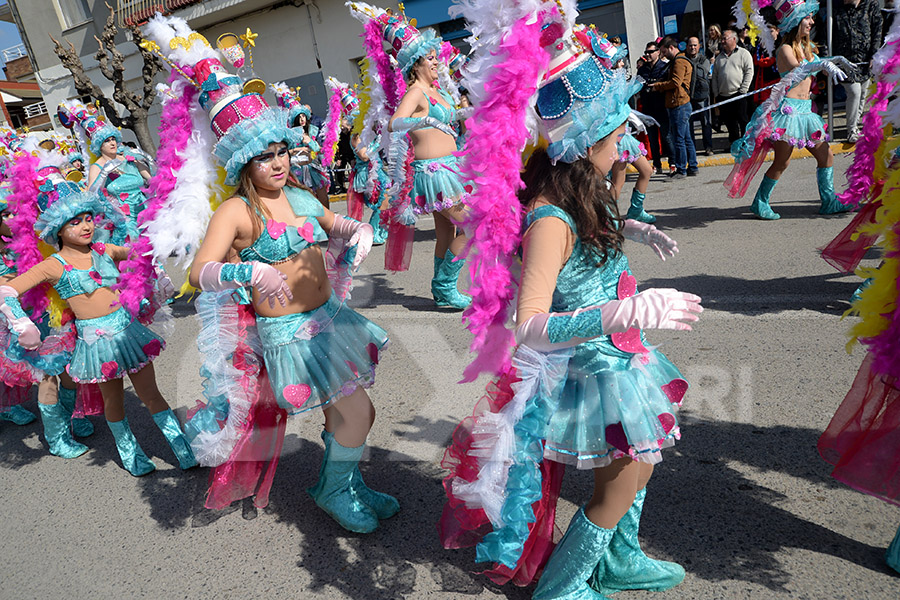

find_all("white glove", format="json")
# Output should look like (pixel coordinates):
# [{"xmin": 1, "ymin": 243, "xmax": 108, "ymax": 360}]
[
  {"xmin": 329, "ymin": 214, "xmax": 374, "ymax": 270},
  {"xmin": 622, "ymin": 220, "xmax": 678, "ymax": 261},
  {"xmin": 0, "ymin": 285, "xmax": 41, "ymax": 350}
]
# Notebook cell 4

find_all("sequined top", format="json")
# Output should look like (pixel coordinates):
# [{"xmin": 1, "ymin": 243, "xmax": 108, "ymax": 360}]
[
  {"xmin": 238, "ymin": 187, "xmax": 328, "ymax": 265},
  {"xmin": 51, "ymin": 250, "xmax": 119, "ymax": 300},
  {"xmin": 0, "ymin": 250, "xmax": 16, "ymax": 278},
  {"xmin": 422, "ymin": 88, "xmax": 457, "ymax": 127},
  {"xmin": 101, "ymin": 155, "xmax": 147, "ymax": 220},
  {"xmin": 525, "ymin": 205, "xmax": 640, "ymax": 371}
]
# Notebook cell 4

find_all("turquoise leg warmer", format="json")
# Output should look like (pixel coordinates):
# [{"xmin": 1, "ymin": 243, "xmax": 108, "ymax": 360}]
[
  {"xmin": 369, "ymin": 208, "xmax": 388, "ymax": 246},
  {"xmin": 57, "ymin": 386, "xmax": 94, "ymax": 437},
  {"xmin": 818, "ymin": 167, "xmax": 852, "ymax": 214},
  {"xmin": 431, "ymin": 250, "xmax": 472, "ymax": 310},
  {"xmin": 0, "ymin": 405, "xmax": 37, "ymax": 425},
  {"xmin": 307, "ymin": 437, "xmax": 379, "ymax": 533},
  {"xmin": 624, "ymin": 189, "xmax": 656, "ymax": 224},
  {"xmin": 106, "ymin": 417, "xmax": 156, "ymax": 476},
  {"xmin": 151, "ymin": 409, "xmax": 198, "ymax": 470},
  {"xmin": 315, "ymin": 431, "xmax": 399, "ymax": 520},
  {"xmin": 533, "ymin": 507, "xmax": 614, "ymax": 600},
  {"xmin": 589, "ymin": 488, "xmax": 685, "ymax": 594},
  {"xmin": 38, "ymin": 402, "xmax": 88, "ymax": 459},
  {"xmin": 887, "ymin": 524, "xmax": 900, "ymax": 575},
  {"xmin": 750, "ymin": 176, "xmax": 781, "ymax": 220}
]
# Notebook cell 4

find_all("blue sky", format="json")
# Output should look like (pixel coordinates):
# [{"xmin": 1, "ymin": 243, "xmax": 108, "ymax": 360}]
[{"xmin": 0, "ymin": 1, "xmax": 24, "ymax": 71}]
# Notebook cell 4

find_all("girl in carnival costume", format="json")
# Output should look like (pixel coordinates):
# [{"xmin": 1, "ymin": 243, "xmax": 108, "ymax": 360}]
[
  {"xmin": 818, "ymin": 14, "xmax": 900, "ymax": 576},
  {"xmin": 323, "ymin": 77, "xmax": 390, "ymax": 245},
  {"xmin": 0, "ymin": 169, "xmax": 196, "ymax": 475},
  {"xmin": 140, "ymin": 14, "xmax": 398, "ymax": 532},
  {"xmin": 596, "ymin": 31, "xmax": 659, "ymax": 224},
  {"xmin": 726, "ymin": 0, "xmax": 853, "ymax": 220},
  {"xmin": 439, "ymin": 1, "xmax": 702, "ymax": 597},
  {"xmin": 60, "ymin": 101, "xmax": 157, "ymax": 233},
  {"xmin": 348, "ymin": 2, "xmax": 472, "ymax": 310},
  {"xmin": 270, "ymin": 83, "xmax": 332, "ymax": 210}
]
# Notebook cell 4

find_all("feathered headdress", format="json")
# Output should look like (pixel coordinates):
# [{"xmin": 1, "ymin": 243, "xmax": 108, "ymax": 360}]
[
  {"xmin": 34, "ymin": 181, "xmax": 127, "ymax": 246},
  {"xmin": 732, "ymin": 0, "xmax": 778, "ymax": 56},
  {"xmin": 270, "ymin": 82, "xmax": 311, "ymax": 126},
  {"xmin": 321, "ymin": 77, "xmax": 360, "ymax": 167},
  {"xmin": 57, "ymin": 100, "xmax": 121, "ymax": 156}
]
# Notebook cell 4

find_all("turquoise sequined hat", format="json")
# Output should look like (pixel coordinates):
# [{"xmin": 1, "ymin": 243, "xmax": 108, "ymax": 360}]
[
  {"xmin": 347, "ymin": 2, "xmax": 443, "ymax": 75},
  {"xmin": 537, "ymin": 23, "xmax": 641, "ymax": 164},
  {"xmin": 773, "ymin": 0, "xmax": 819, "ymax": 33},
  {"xmin": 34, "ymin": 181, "xmax": 127, "ymax": 245},
  {"xmin": 57, "ymin": 101, "xmax": 122, "ymax": 156}
]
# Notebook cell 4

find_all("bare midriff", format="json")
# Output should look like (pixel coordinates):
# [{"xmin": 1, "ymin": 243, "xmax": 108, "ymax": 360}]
[{"xmin": 409, "ymin": 128, "xmax": 457, "ymax": 160}]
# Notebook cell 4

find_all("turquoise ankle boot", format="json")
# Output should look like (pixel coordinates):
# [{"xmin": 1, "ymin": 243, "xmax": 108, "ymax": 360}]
[
  {"xmin": 0, "ymin": 405, "xmax": 36, "ymax": 425},
  {"xmin": 431, "ymin": 250, "xmax": 471, "ymax": 310},
  {"xmin": 750, "ymin": 176, "xmax": 781, "ymax": 220},
  {"xmin": 151, "ymin": 409, "xmax": 199, "ymax": 470},
  {"xmin": 887, "ymin": 524, "xmax": 900, "ymax": 574},
  {"xmin": 369, "ymin": 208, "xmax": 388, "ymax": 246},
  {"xmin": 625, "ymin": 189, "xmax": 656, "ymax": 224},
  {"xmin": 307, "ymin": 437, "xmax": 379, "ymax": 533},
  {"xmin": 589, "ymin": 488, "xmax": 685, "ymax": 594},
  {"xmin": 818, "ymin": 167, "xmax": 852, "ymax": 215},
  {"xmin": 314, "ymin": 431, "xmax": 399, "ymax": 520},
  {"xmin": 38, "ymin": 402, "xmax": 88, "ymax": 459},
  {"xmin": 57, "ymin": 386, "xmax": 93, "ymax": 437},
  {"xmin": 533, "ymin": 507, "xmax": 614, "ymax": 600},
  {"xmin": 107, "ymin": 417, "xmax": 156, "ymax": 476}
]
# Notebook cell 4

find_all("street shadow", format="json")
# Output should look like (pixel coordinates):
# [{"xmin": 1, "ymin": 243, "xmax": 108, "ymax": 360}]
[
  {"xmin": 350, "ymin": 271, "xmax": 467, "ymax": 314},
  {"xmin": 638, "ymin": 272, "xmax": 857, "ymax": 316},
  {"xmin": 0, "ymin": 393, "xmax": 44, "ymax": 469}
]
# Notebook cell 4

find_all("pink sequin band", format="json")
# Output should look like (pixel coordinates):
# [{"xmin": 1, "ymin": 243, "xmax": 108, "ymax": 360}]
[
  {"xmin": 210, "ymin": 94, "xmax": 269, "ymax": 139},
  {"xmin": 775, "ymin": 0, "xmax": 802, "ymax": 21}
]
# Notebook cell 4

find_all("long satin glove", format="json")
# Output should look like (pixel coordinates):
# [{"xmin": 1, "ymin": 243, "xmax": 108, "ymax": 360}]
[
  {"xmin": 622, "ymin": 220, "xmax": 678, "ymax": 261},
  {"xmin": 390, "ymin": 116, "xmax": 458, "ymax": 138},
  {"xmin": 329, "ymin": 214, "xmax": 374, "ymax": 270},
  {"xmin": 0, "ymin": 285, "xmax": 41, "ymax": 350},
  {"xmin": 197, "ymin": 261, "xmax": 293, "ymax": 308},
  {"xmin": 515, "ymin": 289, "xmax": 703, "ymax": 352}
]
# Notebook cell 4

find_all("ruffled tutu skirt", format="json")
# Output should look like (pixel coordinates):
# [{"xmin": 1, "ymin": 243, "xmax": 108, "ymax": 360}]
[
  {"xmin": 256, "ymin": 293, "xmax": 389, "ymax": 415},
  {"xmin": 765, "ymin": 98, "xmax": 829, "ymax": 148},
  {"xmin": 616, "ymin": 133, "xmax": 647, "ymax": 164},
  {"xmin": 352, "ymin": 160, "xmax": 369, "ymax": 194},
  {"xmin": 68, "ymin": 307, "xmax": 165, "ymax": 383},
  {"xmin": 292, "ymin": 162, "xmax": 330, "ymax": 191},
  {"xmin": 411, "ymin": 155, "xmax": 469, "ymax": 215},
  {"xmin": 819, "ymin": 353, "xmax": 900, "ymax": 506}
]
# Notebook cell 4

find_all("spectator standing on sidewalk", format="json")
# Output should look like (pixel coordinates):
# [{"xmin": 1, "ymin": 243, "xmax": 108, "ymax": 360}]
[
  {"xmin": 833, "ymin": 0, "xmax": 882, "ymax": 143},
  {"xmin": 686, "ymin": 36, "xmax": 714, "ymax": 156},
  {"xmin": 753, "ymin": 23, "xmax": 781, "ymax": 105},
  {"xmin": 647, "ymin": 36, "xmax": 697, "ymax": 179},
  {"xmin": 637, "ymin": 40, "xmax": 671, "ymax": 173},
  {"xmin": 712, "ymin": 28, "xmax": 754, "ymax": 144}
]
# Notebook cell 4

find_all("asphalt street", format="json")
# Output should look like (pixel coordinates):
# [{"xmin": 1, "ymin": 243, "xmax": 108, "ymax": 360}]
[{"xmin": 1, "ymin": 153, "xmax": 898, "ymax": 599}]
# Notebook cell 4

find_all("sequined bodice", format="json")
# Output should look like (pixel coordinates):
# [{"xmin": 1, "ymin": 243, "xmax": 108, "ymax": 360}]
[
  {"xmin": 423, "ymin": 89, "xmax": 457, "ymax": 126},
  {"xmin": 51, "ymin": 250, "xmax": 120, "ymax": 300},
  {"xmin": 238, "ymin": 187, "xmax": 328, "ymax": 264},
  {"xmin": 0, "ymin": 250, "xmax": 16, "ymax": 278},
  {"xmin": 102, "ymin": 157, "xmax": 145, "ymax": 204}
]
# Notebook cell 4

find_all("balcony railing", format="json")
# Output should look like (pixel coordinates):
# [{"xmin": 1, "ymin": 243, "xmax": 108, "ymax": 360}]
[
  {"xmin": 116, "ymin": 0, "xmax": 205, "ymax": 27},
  {"xmin": 24, "ymin": 102, "xmax": 48, "ymax": 119},
  {"xmin": 2, "ymin": 44, "xmax": 27, "ymax": 63}
]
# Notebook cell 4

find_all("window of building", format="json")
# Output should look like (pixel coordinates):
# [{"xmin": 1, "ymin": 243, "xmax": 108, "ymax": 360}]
[{"xmin": 55, "ymin": 0, "xmax": 92, "ymax": 29}]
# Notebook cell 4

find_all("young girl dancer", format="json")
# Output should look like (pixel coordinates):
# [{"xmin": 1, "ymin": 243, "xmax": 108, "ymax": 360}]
[
  {"xmin": 0, "ymin": 180, "xmax": 196, "ymax": 475},
  {"xmin": 727, "ymin": 0, "xmax": 853, "ymax": 219},
  {"xmin": 140, "ymin": 15, "xmax": 397, "ymax": 532},
  {"xmin": 440, "ymin": 3, "xmax": 702, "ymax": 597}
]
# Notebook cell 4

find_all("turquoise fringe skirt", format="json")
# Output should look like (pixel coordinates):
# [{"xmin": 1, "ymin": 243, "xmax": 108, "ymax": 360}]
[
  {"xmin": 255, "ymin": 293, "xmax": 389, "ymax": 415},
  {"xmin": 765, "ymin": 98, "xmax": 829, "ymax": 148},
  {"xmin": 616, "ymin": 133, "xmax": 647, "ymax": 164},
  {"xmin": 69, "ymin": 307, "xmax": 165, "ymax": 383},
  {"xmin": 352, "ymin": 159, "xmax": 369, "ymax": 194},
  {"xmin": 411, "ymin": 155, "xmax": 468, "ymax": 215}
]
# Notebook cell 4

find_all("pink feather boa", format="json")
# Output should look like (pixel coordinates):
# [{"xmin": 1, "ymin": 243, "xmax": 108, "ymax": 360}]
[
  {"xmin": 363, "ymin": 21, "xmax": 405, "ymax": 112},
  {"xmin": 321, "ymin": 89, "xmax": 343, "ymax": 167},
  {"xmin": 459, "ymin": 14, "xmax": 551, "ymax": 381},
  {"xmin": 7, "ymin": 153, "xmax": 49, "ymax": 319},
  {"xmin": 113, "ymin": 73, "xmax": 196, "ymax": 319},
  {"xmin": 838, "ymin": 40, "xmax": 900, "ymax": 208}
]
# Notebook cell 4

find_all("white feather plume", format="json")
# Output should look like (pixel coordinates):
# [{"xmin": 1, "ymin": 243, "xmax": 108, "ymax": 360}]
[{"xmin": 143, "ymin": 12, "xmax": 218, "ymax": 65}]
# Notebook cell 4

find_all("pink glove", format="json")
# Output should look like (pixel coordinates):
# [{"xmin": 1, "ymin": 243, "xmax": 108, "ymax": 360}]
[
  {"xmin": 622, "ymin": 220, "xmax": 678, "ymax": 260},
  {"xmin": 249, "ymin": 262, "xmax": 294, "ymax": 308},
  {"xmin": 197, "ymin": 261, "xmax": 293, "ymax": 308},
  {"xmin": 515, "ymin": 288, "xmax": 702, "ymax": 352},
  {"xmin": 0, "ymin": 285, "xmax": 41, "ymax": 350},
  {"xmin": 329, "ymin": 214, "xmax": 374, "ymax": 270}
]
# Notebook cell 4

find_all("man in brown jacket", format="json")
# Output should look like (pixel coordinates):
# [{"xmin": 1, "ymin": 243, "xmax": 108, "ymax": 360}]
[{"xmin": 648, "ymin": 36, "xmax": 697, "ymax": 179}]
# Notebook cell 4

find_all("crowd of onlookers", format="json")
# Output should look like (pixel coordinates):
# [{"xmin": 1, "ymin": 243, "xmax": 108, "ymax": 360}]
[{"xmin": 630, "ymin": 0, "xmax": 887, "ymax": 174}]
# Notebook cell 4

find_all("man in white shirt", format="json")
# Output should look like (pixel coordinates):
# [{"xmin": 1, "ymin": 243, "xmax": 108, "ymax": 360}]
[{"xmin": 711, "ymin": 27, "xmax": 754, "ymax": 144}]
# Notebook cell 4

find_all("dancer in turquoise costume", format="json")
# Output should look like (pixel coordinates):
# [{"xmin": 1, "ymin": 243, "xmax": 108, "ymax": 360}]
[
  {"xmin": 57, "ymin": 100, "xmax": 155, "ymax": 233},
  {"xmin": 439, "ymin": 3, "xmax": 703, "ymax": 597},
  {"xmin": 350, "ymin": 133, "xmax": 390, "ymax": 245},
  {"xmin": 0, "ymin": 178, "xmax": 196, "ymax": 476},
  {"xmin": 726, "ymin": 0, "xmax": 853, "ymax": 219},
  {"xmin": 349, "ymin": 1, "xmax": 472, "ymax": 309},
  {"xmin": 139, "ymin": 14, "xmax": 398, "ymax": 531}
]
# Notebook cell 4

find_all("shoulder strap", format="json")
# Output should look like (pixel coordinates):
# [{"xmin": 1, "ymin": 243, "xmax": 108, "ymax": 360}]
[
  {"xmin": 237, "ymin": 195, "xmax": 266, "ymax": 219},
  {"xmin": 525, "ymin": 205, "xmax": 577, "ymax": 235},
  {"xmin": 51, "ymin": 253, "xmax": 66, "ymax": 266}
]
